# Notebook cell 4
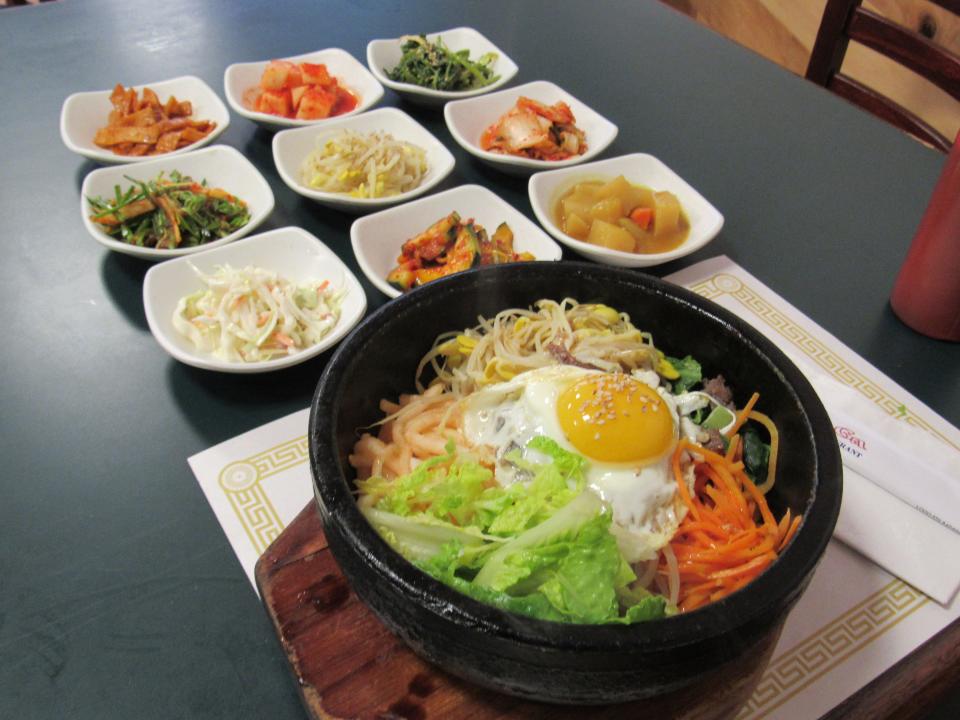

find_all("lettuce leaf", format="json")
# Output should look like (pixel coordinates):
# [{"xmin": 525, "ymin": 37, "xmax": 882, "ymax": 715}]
[
  {"xmin": 357, "ymin": 444, "xmax": 500, "ymax": 528},
  {"xmin": 419, "ymin": 544, "xmax": 569, "ymax": 622},
  {"xmin": 486, "ymin": 438, "xmax": 586, "ymax": 536},
  {"xmin": 361, "ymin": 438, "xmax": 669, "ymax": 624},
  {"xmin": 361, "ymin": 506, "xmax": 502, "ymax": 563}
]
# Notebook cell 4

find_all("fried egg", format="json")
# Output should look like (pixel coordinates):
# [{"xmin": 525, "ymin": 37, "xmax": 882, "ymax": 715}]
[{"xmin": 462, "ymin": 364, "xmax": 697, "ymax": 562}]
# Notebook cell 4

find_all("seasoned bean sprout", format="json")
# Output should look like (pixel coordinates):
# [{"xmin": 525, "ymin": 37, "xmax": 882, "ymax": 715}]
[{"xmin": 300, "ymin": 129, "xmax": 428, "ymax": 198}]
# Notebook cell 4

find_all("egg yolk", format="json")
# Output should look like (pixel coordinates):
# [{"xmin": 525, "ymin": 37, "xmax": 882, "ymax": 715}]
[{"xmin": 557, "ymin": 374, "xmax": 674, "ymax": 463}]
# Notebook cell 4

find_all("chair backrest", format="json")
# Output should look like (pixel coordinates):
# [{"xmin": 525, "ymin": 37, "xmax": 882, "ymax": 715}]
[{"xmin": 806, "ymin": 0, "xmax": 960, "ymax": 151}]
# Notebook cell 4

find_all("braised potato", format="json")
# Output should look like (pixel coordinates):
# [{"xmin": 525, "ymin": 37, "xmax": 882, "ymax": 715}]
[{"xmin": 556, "ymin": 175, "xmax": 689, "ymax": 254}]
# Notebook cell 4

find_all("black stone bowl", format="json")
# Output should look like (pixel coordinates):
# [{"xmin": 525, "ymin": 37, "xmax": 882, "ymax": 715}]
[{"xmin": 309, "ymin": 262, "xmax": 841, "ymax": 705}]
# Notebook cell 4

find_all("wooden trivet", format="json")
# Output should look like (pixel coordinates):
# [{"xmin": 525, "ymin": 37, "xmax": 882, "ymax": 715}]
[{"xmin": 255, "ymin": 503, "xmax": 785, "ymax": 720}]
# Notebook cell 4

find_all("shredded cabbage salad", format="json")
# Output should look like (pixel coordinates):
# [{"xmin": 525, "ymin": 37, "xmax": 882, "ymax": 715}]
[
  {"xmin": 300, "ymin": 129, "xmax": 428, "ymax": 198},
  {"xmin": 172, "ymin": 264, "xmax": 345, "ymax": 362}
]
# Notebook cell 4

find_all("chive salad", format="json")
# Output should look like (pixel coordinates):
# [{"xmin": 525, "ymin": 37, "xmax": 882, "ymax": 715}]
[{"xmin": 87, "ymin": 171, "xmax": 250, "ymax": 250}]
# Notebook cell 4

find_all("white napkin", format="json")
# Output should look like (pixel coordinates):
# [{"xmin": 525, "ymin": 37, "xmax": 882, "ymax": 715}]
[
  {"xmin": 836, "ymin": 468, "xmax": 960, "ymax": 605},
  {"xmin": 787, "ymin": 357, "xmax": 960, "ymax": 605}
]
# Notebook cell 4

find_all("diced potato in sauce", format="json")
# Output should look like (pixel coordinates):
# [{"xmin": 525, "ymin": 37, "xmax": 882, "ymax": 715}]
[
  {"xmin": 555, "ymin": 175, "xmax": 689, "ymax": 254},
  {"xmin": 587, "ymin": 219, "xmax": 634, "ymax": 252}
]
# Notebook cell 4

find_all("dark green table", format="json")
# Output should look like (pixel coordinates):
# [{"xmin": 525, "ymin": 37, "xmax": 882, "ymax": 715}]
[{"xmin": 1, "ymin": 1, "xmax": 957, "ymax": 718}]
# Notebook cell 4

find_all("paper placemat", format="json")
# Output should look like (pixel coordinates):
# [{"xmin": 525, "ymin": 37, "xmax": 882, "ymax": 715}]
[{"xmin": 189, "ymin": 256, "xmax": 960, "ymax": 720}]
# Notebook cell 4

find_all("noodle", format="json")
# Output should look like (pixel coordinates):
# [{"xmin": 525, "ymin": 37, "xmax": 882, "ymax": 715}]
[
  {"xmin": 416, "ymin": 298, "xmax": 660, "ymax": 395},
  {"xmin": 747, "ymin": 410, "xmax": 780, "ymax": 494},
  {"xmin": 349, "ymin": 384, "xmax": 467, "ymax": 481}
]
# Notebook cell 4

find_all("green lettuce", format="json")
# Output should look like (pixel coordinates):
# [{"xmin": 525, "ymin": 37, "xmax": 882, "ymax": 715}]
[
  {"xmin": 360, "ymin": 438, "xmax": 670, "ymax": 624},
  {"xmin": 486, "ymin": 436, "xmax": 586, "ymax": 535}
]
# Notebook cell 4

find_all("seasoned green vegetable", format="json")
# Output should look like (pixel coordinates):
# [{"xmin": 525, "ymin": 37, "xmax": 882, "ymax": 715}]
[
  {"xmin": 665, "ymin": 354, "xmax": 703, "ymax": 394},
  {"xmin": 87, "ymin": 170, "xmax": 250, "ymax": 249},
  {"xmin": 741, "ymin": 425, "xmax": 772, "ymax": 486},
  {"xmin": 386, "ymin": 34, "xmax": 499, "ymax": 91}
]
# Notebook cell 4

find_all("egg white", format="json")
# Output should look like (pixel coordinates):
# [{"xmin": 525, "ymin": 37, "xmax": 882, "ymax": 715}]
[{"xmin": 461, "ymin": 364, "xmax": 697, "ymax": 562}]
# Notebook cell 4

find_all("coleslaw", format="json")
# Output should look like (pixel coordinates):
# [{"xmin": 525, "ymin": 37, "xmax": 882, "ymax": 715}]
[{"xmin": 172, "ymin": 263, "xmax": 345, "ymax": 362}]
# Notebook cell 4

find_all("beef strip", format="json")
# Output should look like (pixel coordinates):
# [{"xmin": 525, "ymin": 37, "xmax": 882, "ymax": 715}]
[{"xmin": 703, "ymin": 374, "xmax": 735, "ymax": 409}]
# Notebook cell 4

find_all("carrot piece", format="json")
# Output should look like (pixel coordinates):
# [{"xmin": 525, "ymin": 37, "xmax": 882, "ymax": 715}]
[
  {"xmin": 777, "ymin": 508, "xmax": 792, "ymax": 543},
  {"xmin": 273, "ymin": 331, "xmax": 295, "ymax": 347},
  {"xmin": 725, "ymin": 434, "xmax": 740, "ymax": 461},
  {"xmin": 629, "ymin": 207, "xmax": 653, "ymax": 229},
  {"xmin": 672, "ymin": 439, "xmax": 699, "ymax": 520},
  {"xmin": 726, "ymin": 391, "xmax": 760, "ymax": 437},
  {"xmin": 657, "ymin": 398, "xmax": 801, "ymax": 612},
  {"xmin": 709, "ymin": 551, "xmax": 776, "ymax": 580},
  {"xmin": 676, "ymin": 520, "xmax": 727, "ymax": 538},
  {"xmin": 741, "ymin": 472, "xmax": 779, "ymax": 534},
  {"xmin": 780, "ymin": 515, "xmax": 802, "ymax": 550}
]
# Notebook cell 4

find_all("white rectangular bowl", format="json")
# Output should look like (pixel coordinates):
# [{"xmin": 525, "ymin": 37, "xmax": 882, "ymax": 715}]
[
  {"xmin": 367, "ymin": 27, "xmax": 518, "ymax": 107},
  {"xmin": 61, "ymin": 75, "xmax": 229, "ymax": 164},
  {"xmin": 272, "ymin": 107, "xmax": 455, "ymax": 213},
  {"xmin": 224, "ymin": 48, "xmax": 384, "ymax": 130},
  {"xmin": 81, "ymin": 145, "xmax": 275, "ymax": 260},
  {"xmin": 351, "ymin": 183, "xmax": 563, "ymax": 298},
  {"xmin": 528, "ymin": 153, "xmax": 724, "ymax": 267},
  {"xmin": 444, "ymin": 80, "xmax": 618, "ymax": 176},
  {"xmin": 143, "ymin": 227, "xmax": 366, "ymax": 373}
]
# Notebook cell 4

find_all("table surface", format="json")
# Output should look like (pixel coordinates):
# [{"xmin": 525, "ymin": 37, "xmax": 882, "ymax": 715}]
[{"xmin": 1, "ymin": 1, "xmax": 957, "ymax": 718}]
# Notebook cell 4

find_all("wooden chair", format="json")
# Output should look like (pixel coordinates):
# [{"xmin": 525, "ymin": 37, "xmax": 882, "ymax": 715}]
[{"xmin": 806, "ymin": 0, "xmax": 960, "ymax": 152}]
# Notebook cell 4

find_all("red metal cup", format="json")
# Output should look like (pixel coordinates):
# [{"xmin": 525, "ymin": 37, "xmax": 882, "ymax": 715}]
[{"xmin": 890, "ymin": 130, "xmax": 960, "ymax": 341}]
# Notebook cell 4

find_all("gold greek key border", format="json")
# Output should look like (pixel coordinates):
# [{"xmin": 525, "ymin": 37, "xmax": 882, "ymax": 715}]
[
  {"xmin": 737, "ymin": 580, "xmax": 929, "ymax": 719},
  {"xmin": 217, "ymin": 434, "xmax": 309, "ymax": 554},
  {"xmin": 688, "ymin": 273, "xmax": 958, "ymax": 452}
]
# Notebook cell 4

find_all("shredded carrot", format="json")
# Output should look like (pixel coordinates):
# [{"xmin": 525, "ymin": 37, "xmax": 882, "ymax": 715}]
[
  {"xmin": 672, "ymin": 438, "xmax": 699, "ymax": 520},
  {"xmin": 663, "ymin": 404, "xmax": 801, "ymax": 613},
  {"xmin": 725, "ymin": 433, "xmax": 740, "ymax": 461},
  {"xmin": 272, "ymin": 331, "xmax": 295, "ymax": 347},
  {"xmin": 725, "ymin": 391, "xmax": 760, "ymax": 437},
  {"xmin": 779, "ymin": 514, "xmax": 802, "ymax": 550},
  {"xmin": 777, "ymin": 508, "xmax": 793, "ymax": 540}
]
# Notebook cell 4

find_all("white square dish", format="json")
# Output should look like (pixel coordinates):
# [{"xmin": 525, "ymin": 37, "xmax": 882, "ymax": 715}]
[
  {"xmin": 143, "ymin": 227, "xmax": 366, "ymax": 373},
  {"xmin": 272, "ymin": 107, "xmax": 455, "ymax": 213},
  {"xmin": 528, "ymin": 153, "xmax": 724, "ymax": 267},
  {"xmin": 81, "ymin": 145, "xmax": 275, "ymax": 260},
  {"xmin": 367, "ymin": 27, "xmax": 518, "ymax": 107},
  {"xmin": 223, "ymin": 48, "xmax": 383, "ymax": 130},
  {"xmin": 60, "ymin": 75, "xmax": 229, "ymax": 164},
  {"xmin": 444, "ymin": 80, "xmax": 618, "ymax": 176},
  {"xmin": 350, "ymin": 183, "xmax": 562, "ymax": 298}
]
